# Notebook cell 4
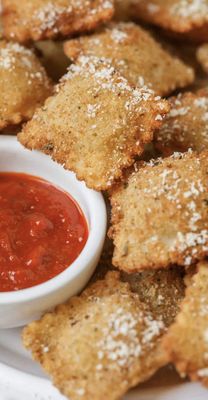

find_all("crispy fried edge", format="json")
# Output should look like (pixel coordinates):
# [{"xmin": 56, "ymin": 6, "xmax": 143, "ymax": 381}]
[
  {"xmin": 2, "ymin": 0, "xmax": 114, "ymax": 42},
  {"xmin": 163, "ymin": 261, "xmax": 208, "ymax": 386},
  {"xmin": 18, "ymin": 57, "xmax": 169, "ymax": 191},
  {"xmin": 109, "ymin": 151, "xmax": 208, "ymax": 272},
  {"xmin": 22, "ymin": 271, "xmax": 168, "ymax": 399}
]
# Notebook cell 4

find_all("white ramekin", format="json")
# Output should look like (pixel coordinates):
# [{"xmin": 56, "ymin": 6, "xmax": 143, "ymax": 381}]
[{"xmin": 0, "ymin": 136, "xmax": 107, "ymax": 328}]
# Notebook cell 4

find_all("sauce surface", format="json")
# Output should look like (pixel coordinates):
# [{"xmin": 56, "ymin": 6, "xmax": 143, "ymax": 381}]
[{"xmin": 0, "ymin": 173, "xmax": 88, "ymax": 292}]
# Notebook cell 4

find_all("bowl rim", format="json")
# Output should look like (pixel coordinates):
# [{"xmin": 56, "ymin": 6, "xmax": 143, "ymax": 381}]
[{"xmin": 0, "ymin": 135, "xmax": 107, "ymax": 304}]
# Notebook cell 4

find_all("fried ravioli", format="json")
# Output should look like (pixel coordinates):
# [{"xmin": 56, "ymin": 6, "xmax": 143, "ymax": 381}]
[
  {"xmin": 18, "ymin": 55, "xmax": 168, "ymax": 191},
  {"xmin": 123, "ymin": 267, "xmax": 185, "ymax": 327},
  {"xmin": 23, "ymin": 269, "xmax": 185, "ymax": 400},
  {"xmin": 155, "ymin": 89, "xmax": 208, "ymax": 156},
  {"xmin": 197, "ymin": 44, "xmax": 208, "ymax": 74},
  {"xmin": 91, "ymin": 234, "xmax": 185, "ymax": 328},
  {"xmin": 131, "ymin": 0, "xmax": 208, "ymax": 42},
  {"xmin": 64, "ymin": 22, "xmax": 194, "ymax": 96},
  {"xmin": 163, "ymin": 261, "xmax": 208, "ymax": 387},
  {"xmin": 0, "ymin": 40, "xmax": 52, "ymax": 130},
  {"xmin": 110, "ymin": 151, "xmax": 208, "ymax": 272},
  {"xmin": 2, "ymin": 0, "xmax": 114, "ymax": 43}
]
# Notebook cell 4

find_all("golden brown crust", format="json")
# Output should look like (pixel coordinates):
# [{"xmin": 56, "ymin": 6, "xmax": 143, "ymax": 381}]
[
  {"xmin": 110, "ymin": 151, "xmax": 208, "ymax": 272},
  {"xmin": 64, "ymin": 22, "xmax": 194, "ymax": 96},
  {"xmin": 2, "ymin": 0, "xmax": 114, "ymax": 43},
  {"xmin": 91, "ymin": 234, "xmax": 185, "ymax": 327},
  {"xmin": 131, "ymin": 0, "xmax": 208, "ymax": 42},
  {"xmin": 22, "ymin": 217, "xmax": 185, "ymax": 400},
  {"xmin": 163, "ymin": 261, "xmax": 208, "ymax": 386},
  {"xmin": 23, "ymin": 269, "xmax": 185, "ymax": 400},
  {"xmin": 18, "ymin": 55, "xmax": 168, "ymax": 191},
  {"xmin": 122, "ymin": 267, "xmax": 185, "ymax": 327},
  {"xmin": 197, "ymin": 44, "xmax": 208, "ymax": 74},
  {"xmin": 0, "ymin": 40, "xmax": 52, "ymax": 130},
  {"xmin": 155, "ymin": 89, "xmax": 208, "ymax": 156}
]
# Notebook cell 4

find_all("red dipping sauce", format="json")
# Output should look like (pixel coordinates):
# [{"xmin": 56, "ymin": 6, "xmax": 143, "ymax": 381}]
[{"xmin": 0, "ymin": 172, "xmax": 88, "ymax": 292}]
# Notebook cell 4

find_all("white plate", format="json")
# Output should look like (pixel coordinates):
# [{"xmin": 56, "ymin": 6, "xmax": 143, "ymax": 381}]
[{"xmin": 0, "ymin": 328, "xmax": 208, "ymax": 399}]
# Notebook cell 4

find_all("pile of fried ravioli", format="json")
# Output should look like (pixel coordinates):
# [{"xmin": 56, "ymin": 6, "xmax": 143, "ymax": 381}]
[{"xmin": 1, "ymin": 0, "xmax": 208, "ymax": 399}]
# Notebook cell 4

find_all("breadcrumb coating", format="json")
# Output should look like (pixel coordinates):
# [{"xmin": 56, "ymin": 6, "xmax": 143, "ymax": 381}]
[
  {"xmin": 23, "ymin": 268, "xmax": 184, "ymax": 400},
  {"xmin": 2, "ymin": 0, "xmax": 114, "ymax": 43},
  {"xmin": 163, "ymin": 261, "xmax": 208, "ymax": 387},
  {"xmin": 155, "ymin": 89, "xmax": 208, "ymax": 155},
  {"xmin": 18, "ymin": 55, "xmax": 168, "ymax": 190},
  {"xmin": 122, "ymin": 267, "xmax": 185, "ymax": 327},
  {"xmin": 110, "ymin": 151, "xmax": 208, "ymax": 272},
  {"xmin": 131, "ymin": 0, "xmax": 208, "ymax": 42},
  {"xmin": 64, "ymin": 22, "xmax": 194, "ymax": 96},
  {"xmin": 0, "ymin": 40, "xmax": 52, "ymax": 130}
]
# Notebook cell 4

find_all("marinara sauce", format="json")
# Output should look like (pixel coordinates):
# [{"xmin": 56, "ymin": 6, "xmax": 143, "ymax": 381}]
[{"xmin": 0, "ymin": 173, "xmax": 88, "ymax": 292}]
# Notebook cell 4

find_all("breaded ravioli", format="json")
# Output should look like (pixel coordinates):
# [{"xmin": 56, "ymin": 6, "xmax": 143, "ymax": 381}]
[
  {"xmin": 131, "ymin": 0, "xmax": 208, "ymax": 42},
  {"xmin": 18, "ymin": 55, "xmax": 168, "ymax": 191},
  {"xmin": 163, "ymin": 261, "xmax": 208, "ymax": 386},
  {"xmin": 155, "ymin": 89, "xmax": 208, "ymax": 156},
  {"xmin": 197, "ymin": 44, "xmax": 208, "ymax": 74},
  {"xmin": 64, "ymin": 22, "xmax": 194, "ymax": 96},
  {"xmin": 110, "ymin": 151, "xmax": 208, "ymax": 272},
  {"xmin": 91, "ymin": 234, "xmax": 185, "ymax": 328},
  {"xmin": 0, "ymin": 40, "xmax": 52, "ymax": 130},
  {"xmin": 123, "ymin": 267, "xmax": 185, "ymax": 327},
  {"xmin": 23, "ymin": 269, "xmax": 185, "ymax": 400},
  {"xmin": 2, "ymin": 0, "xmax": 114, "ymax": 43}
]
